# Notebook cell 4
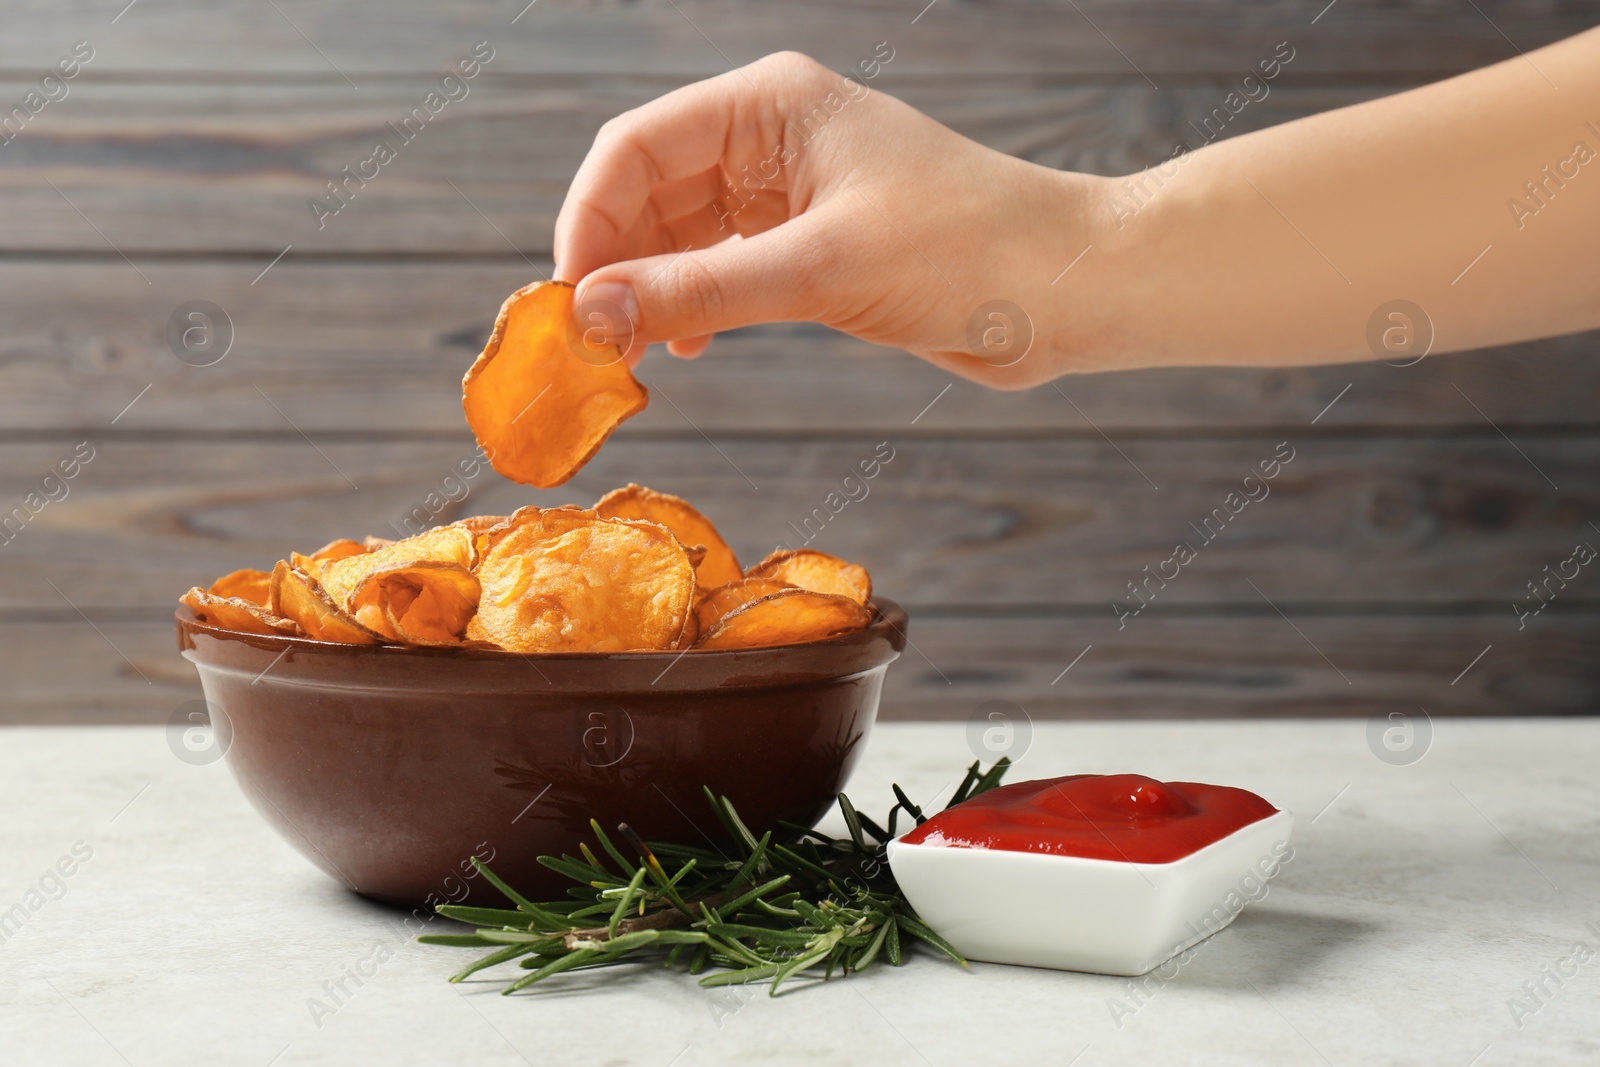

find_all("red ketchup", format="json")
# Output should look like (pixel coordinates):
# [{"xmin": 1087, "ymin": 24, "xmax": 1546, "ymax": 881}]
[{"xmin": 900, "ymin": 774, "xmax": 1278, "ymax": 864}]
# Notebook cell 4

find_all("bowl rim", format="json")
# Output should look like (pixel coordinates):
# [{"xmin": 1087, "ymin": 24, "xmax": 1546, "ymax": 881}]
[{"xmin": 174, "ymin": 596, "xmax": 908, "ymax": 662}]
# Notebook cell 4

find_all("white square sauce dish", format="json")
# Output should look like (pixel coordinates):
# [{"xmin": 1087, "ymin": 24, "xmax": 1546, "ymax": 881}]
[{"xmin": 887, "ymin": 773, "xmax": 1294, "ymax": 977}]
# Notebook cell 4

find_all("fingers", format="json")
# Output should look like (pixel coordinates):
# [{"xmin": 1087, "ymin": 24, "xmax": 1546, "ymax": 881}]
[
  {"xmin": 554, "ymin": 73, "xmax": 747, "ymax": 282},
  {"xmin": 666, "ymin": 335, "xmax": 714, "ymax": 359},
  {"xmin": 644, "ymin": 168, "xmax": 725, "ymax": 228},
  {"xmin": 554, "ymin": 53, "xmax": 842, "ymax": 282},
  {"xmin": 574, "ymin": 200, "xmax": 852, "ymax": 348},
  {"xmin": 649, "ymin": 205, "xmax": 738, "ymax": 262}
]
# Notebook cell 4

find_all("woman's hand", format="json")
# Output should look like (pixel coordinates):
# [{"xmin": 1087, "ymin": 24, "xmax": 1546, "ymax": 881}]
[
  {"xmin": 553, "ymin": 51, "xmax": 1104, "ymax": 390},
  {"xmin": 557, "ymin": 32, "xmax": 1600, "ymax": 385}
]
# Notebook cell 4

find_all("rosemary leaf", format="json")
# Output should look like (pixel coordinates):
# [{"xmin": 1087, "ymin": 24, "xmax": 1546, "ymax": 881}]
[
  {"xmin": 768, "ymin": 843, "xmax": 834, "ymax": 881},
  {"xmin": 565, "ymin": 929, "xmax": 662, "ymax": 954},
  {"xmin": 896, "ymin": 915, "xmax": 966, "ymax": 966},
  {"xmin": 753, "ymin": 896, "xmax": 803, "ymax": 920},
  {"xmin": 504, "ymin": 948, "xmax": 602, "ymax": 993},
  {"xmin": 719, "ymin": 795, "xmax": 763, "ymax": 854},
  {"xmin": 890, "ymin": 784, "xmax": 926, "ymax": 826},
  {"xmin": 448, "ymin": 942, "xmax": 540, "ymax": 983},
  {"xmin": 416, "ymin": 934, "xmax": 500, "ymax": 948},
  {"xmin": 854, "ymin": 920, "xmax": 891, "ymax": 972},
  {"xmin": 712, "ymin": 874, "xmax": 790, "ymax": 916},
  {"xmin": 837, "ymin": 793, "xmax": 868, "ymax": 850},
  {"xmin": 587, "ymin": 819, "xmax": 640, "ymax": 876},
  {"xmin": 770, "ymin": 930, "xmax": 843, "ymax": 995},
  {"xmin": 469, "ymin": 857, "xmax": 536, "ymax": 909},
  {"xmin": 946, "ymin": 761, "xmax": 983, "ymax": 808},
  {"xmin": 537, "ymin": 855, "xmax": 610, "ymax": 884},
  {"xmin": 434, "ymin": 905, "xmax": 535, "ymax": 929},
  {"xmin": 578, "ymin": 842, "xmax": 608, "ymax": 875},
  {"xmin": 687, "ymin": 942, "xmax": 712, "ymax": 975},
  {"xmin": 698, "ymin": 962, "xmax": 782, "ymax": 987},
  {"xmin": 705, "ymin": 923, "xmax": 816, "ymax": 948},
  {"xmin": 476, "ymin": 929, "xmax": 559, "ymax": 945},
  {"xmin": 606, "ymin": 867, "xmax": 649, "ymax": 939},
  {"xmin": 853, "ymin": 810, "xmax": 891, "ymax": 845},
  {"xmin": 728, "ymin": 831, "xmax": 773, "ymax": 888}
]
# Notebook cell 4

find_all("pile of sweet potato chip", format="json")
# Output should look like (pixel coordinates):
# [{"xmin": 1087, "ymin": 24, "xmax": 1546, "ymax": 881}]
[
  {"xmin": 180, "ymin": 486, "xmax": 875, "ymax": 653},
  {"xmin": 184, "ymin": 282, "xmax": 880, "ymax": 652}
]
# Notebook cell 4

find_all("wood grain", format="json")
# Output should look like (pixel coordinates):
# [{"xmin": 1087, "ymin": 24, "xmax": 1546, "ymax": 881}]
[
  {"xmin": 0, "ymin": 77, "xmax": 1399, "ymax": 254},
  {"xmin": 5, "ymin": 611, "xmax": 1592, "ymax": 724},
  {"xmin": 2, "ymin": 261, "xmax": 1594, "ymax": 434},
  {"xmin": 0, "ymin": 2, "xmax": 1583, "ymax": 77},
  {"xmin": 895, "ymin": 612, "xmax": 1600, "ymax": 719},
  {"xmin": 3, "ymin": 437, "xmax": 1594, "ymax": 611}
]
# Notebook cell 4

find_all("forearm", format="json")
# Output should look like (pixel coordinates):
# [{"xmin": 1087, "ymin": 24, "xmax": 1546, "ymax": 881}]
[{"xmin": 1069, "ymin": 27, "xmax": 1600, "ymax": 372}]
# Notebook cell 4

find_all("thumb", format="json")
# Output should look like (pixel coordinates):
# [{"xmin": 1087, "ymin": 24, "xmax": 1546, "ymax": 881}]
[{"xmin": 572, "ymin": 209, "xmax": 846, "ymax": 353}]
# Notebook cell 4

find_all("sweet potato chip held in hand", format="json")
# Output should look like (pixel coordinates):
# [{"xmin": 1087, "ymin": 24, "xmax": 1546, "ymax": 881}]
[
  {"xmin": 462, "ymin": 281, "xmax": 649, "ymax": 488},
  {"xmin": 468, "ymin": 507, "xmax": 693, "ymax": 653},
  {"xmin": 745, "ymin": 549, "xmax": 872, "ymax": 605},
  {"xmin": 694, "ymin": 588, "xmax": 873, "ymax": 651},
  {"xmin": 594, "ymin": 484, "xmax": 743, "ymax": 590}
]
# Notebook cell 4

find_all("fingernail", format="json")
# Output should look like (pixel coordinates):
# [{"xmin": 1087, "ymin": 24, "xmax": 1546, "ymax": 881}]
[
  {"xmin": 575, "ymin": 280, "xmax": 639, "ymax": 336},
  {"xmin": 572, "ymin": 279, "xmax": 641, "ymax": 362}
]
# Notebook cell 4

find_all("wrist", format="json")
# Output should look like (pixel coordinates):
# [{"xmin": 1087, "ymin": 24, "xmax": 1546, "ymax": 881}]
[
  {"xmin": 1053, "ymin": 153, "xmax": 1259, "ymax": 375},
  {"xmin": 1032, "ymin": 169, "xmax": 1135, "ymax": 379}
]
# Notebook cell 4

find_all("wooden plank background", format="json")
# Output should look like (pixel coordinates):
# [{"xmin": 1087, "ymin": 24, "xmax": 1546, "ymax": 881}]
[{"xmin": 1, "ymin": 1, "xmax": 1594, "ymax": 723}]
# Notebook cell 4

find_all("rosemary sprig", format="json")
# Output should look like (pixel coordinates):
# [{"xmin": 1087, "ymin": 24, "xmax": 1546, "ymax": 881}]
[{"xmin": 421, "ymin": 758, "xmax": 1010, "ymax": 995}]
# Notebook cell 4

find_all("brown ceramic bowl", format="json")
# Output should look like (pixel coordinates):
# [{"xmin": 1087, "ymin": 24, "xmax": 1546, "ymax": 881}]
[{"xmin": 175, "ymin": 600, "xmax": 906, "ymax": 908}]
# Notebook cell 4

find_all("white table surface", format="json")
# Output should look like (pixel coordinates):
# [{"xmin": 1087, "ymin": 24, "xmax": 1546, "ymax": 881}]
[{"xmin": 2, "ymin": 720, "xmax": 1596, "ymax": 1067}]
